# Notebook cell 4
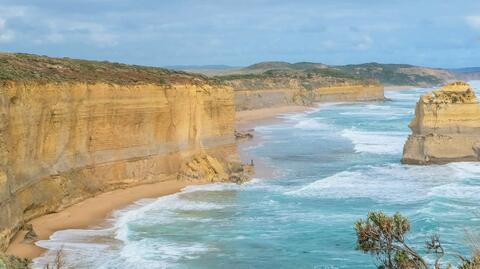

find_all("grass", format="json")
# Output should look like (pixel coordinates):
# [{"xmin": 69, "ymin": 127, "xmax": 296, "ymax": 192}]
[
  {"xmin": 0, "ymin": 253, "xmax": 30, "ymax": 269},
  {"xmin": 337, "ymin": 63, "xmax": 445, "ymax": 86},
  {"xmin": 0, "ymin": 53, "xmax": 221, "ymax": 86}
]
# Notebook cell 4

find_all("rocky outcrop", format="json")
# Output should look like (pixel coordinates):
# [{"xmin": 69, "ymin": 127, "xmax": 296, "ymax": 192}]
[
  {"xmin": 0, "ymin": 54, "xmax": 248, "ymax": 251},
  {"xmin": 234, "ymin": 129, "xmax": 254, "ymax": 140},
  {"xmin": 177, "ymin": 153, "xmax": 252, "ymax": 184},
  {"xmin": 402, "ymin": 82, "xmax": 480, "ymax": 164}
]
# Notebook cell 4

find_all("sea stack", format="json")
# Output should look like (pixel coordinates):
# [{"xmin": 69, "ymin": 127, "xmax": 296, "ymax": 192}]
[{"xmin": 402, "ymin": 81, "xmax": 480, "ymax": 164}]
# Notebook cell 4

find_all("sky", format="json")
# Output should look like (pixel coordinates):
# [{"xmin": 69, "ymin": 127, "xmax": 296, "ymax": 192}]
[{"xmin": 0, "ymin": 0, "xmax": 479, "ymax": 68}]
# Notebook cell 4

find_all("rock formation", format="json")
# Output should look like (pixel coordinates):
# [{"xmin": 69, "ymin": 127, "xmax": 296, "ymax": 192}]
[
  {"xmin": 227, "ymin": 75, "xmax": 384, "ymax": 111},
  {"xmin": 0, "ymin": 53, "xmax": 250, "ymax": 251},
  {"xmin": 189, "ymin": 61, "xmax": 386, "ymax": 111},
  {"xmin": 402, "ymin": 81, "xmax": 480, "ymax": 164},
  {"xmin": 234, "ymin": 129, "xmax": 254, "ymax": 140},
  {"xmin": 177, "ymin": 153, "xmax": 252, "ymax": 184},
  {"xmin": 233, "ymin": 83, "xmax": 384, "ymax": 111}
]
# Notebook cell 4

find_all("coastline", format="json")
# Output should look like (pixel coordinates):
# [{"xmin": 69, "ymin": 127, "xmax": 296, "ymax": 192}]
[
  {"xmin": 384, "ymin": 85, "xmax": 418, "ymax": 91},
  {"xmin": 236, "ymin": 105, "xmax": 314, "ymax": 179},
  {"xmin": 5, "ymin": 104, "xmax": 309, "ymax": 262},
  {"xmin": 6, "ymin": 179, "xmax": 193, "ymax": 259},
  {"xmin": 236, "ymin": 105, "xmax": 311, "ymax": 125}
]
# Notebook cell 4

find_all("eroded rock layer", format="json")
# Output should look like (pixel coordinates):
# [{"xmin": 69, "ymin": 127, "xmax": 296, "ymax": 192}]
[
  {"xmin": 234, "ymin": 83, "xmax": 384, "ymax": 111},
  {"xmin": 402, "ymin": 81, "xmax": 480, "ymax": 164},
  {"xmin": 0, "ymin": 80, "xmax": 240, "ymax": 251}
]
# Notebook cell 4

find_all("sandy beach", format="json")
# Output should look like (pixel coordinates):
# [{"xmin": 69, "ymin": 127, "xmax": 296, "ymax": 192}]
[
  {"xmin": 235, "ymin": 105, "xmax": 310, "ymax": 125},
  {"xmin": 6, "ymin": 179, "xmax": 192, "ymax": 259},
  {"xmin": 5, "ymin": 105, "xmax": 307, "ymax": 261}
]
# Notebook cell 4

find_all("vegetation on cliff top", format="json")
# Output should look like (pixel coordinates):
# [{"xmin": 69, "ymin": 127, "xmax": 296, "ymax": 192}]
[
  {"xmin": 214, "ymin": 62, "xmax": 379, "ymax": 91},
  {"xmin": 206, "ymin": 61, "xmax": 453, "ymax": 87},
  {"xmin": 0, "ymin": 53, "xmax": 218, "ymax": 86},
  {"xmin": 243, "ymin": 61, "xmax": 328, "ymax": 72},
  {"xmin": 336, "ymin": 63, "xmax": 448, "ymax": 86},
  {"xmin": 215, "ymin": 67, "xmax": 363, "ymax": 81}
]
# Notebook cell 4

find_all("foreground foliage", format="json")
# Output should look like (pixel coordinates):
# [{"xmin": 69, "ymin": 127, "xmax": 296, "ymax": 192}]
[
  {"xmin": 355, "ymin": 212, "xmax": 480, "ymax": 269},
  {"xmin": 0, "ymin": 253, "xmax": 29, "ymax": 269}
]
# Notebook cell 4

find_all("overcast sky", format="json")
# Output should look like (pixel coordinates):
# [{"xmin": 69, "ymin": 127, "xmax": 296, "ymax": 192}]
[{"xmin": 0, "ymin": 0, "xmax": 479, "ymax": 68}]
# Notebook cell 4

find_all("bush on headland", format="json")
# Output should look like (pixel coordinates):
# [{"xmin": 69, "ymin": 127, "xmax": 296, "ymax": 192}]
[
  {"xmin": 0, "ymin": 253, "xmax": 29, "ymax": 269},
  {"xmin": 355, "ymin": 211, "xmax": 480, "ymax": 269}
]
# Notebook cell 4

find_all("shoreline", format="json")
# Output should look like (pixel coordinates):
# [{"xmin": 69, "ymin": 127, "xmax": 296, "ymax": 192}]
[
  {"xmin": 236, "ymin": 105, "xmax": 315, "ymax": 179},
  {"xmin": 384, "ymin": 85, "xmax": 418, "ymax": 91},
  {"xmin": 6, "ymin": 105, "xmax": 309, "ymax": 262},
  {"xmin": 6, "ymin": 179, "xmax": 193, "ymax": 260},
  {"xmin": 235, "ymin": 105, "xmax": 311, "ymax": 126}
]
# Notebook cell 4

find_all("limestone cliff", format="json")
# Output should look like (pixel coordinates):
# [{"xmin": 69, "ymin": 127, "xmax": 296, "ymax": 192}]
[
  {"xmin": 402, "ymin": 82, "xmax": 480, "ymax": 164},
  {"xmin": 220, "ymin": 70, "xmax": 384, "ymax": 111},
  {"xmin": 234, "ymin": 84, "xmax": 384, "ymax": 111},
  {"xmin": 0, "ymin": 53, "xmax": 245, "ymax": 251}
]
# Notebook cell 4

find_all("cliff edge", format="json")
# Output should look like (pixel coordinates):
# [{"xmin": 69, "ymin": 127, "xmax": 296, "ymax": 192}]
[
  {"xmin": 402, "ymin": 81, "xmax": 480, "ymax": 164},
  {"xmin": 0, "ymin": 53, "xmax": 249, "ymax": 252},
  {"xmin": 215, "ymin": 67, "xmax": 384, "ymax": 111}
]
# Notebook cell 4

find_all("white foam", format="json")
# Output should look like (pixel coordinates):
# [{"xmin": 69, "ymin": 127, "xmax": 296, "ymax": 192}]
[
  {"xmin": 338, "ymin": 104, "xmax": 411, "ymax": 117},
  {"xmin": 119, "ymin": 239, "xmax": 210, "ymax": 269},
  {"xmin": 294, "ymin": 118, "xmax": 329, "ymax": 130},
  {"xmin": 285, "ymin": 170, "xmax": 425, "ymax": 202},
  {"xmin": 341, "ymin": 128, "xmax": 407, "ymax": 154},
  {"xmin": 114, "ymin": 194, "xmax": 227, "ymax": 241},
  {"xmin": 286, "ymin": 163, "xmax": 480, "ymax": 203},
  {"xmin": 384, "ymin": 88, "xmax": 430, "ymax": 101},
  {"xmin": 448, "ymin": 162, "xmax": 480, "ymax": 179},
  {"xmin": 32, "ymin": 228, "xmax": 116, "ymax": 269},
  {"xmin": 428, "ymin": 183, "xmax": 480, "ymax": 201},
  {"xmin": 181, "ymin": 182, "xmax": 242, "ymax": 193}
]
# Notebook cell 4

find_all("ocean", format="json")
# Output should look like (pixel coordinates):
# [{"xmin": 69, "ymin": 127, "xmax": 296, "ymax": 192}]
[{"xmin": 34, "ymin": 81, "xmax": 480, "ymax": 269}]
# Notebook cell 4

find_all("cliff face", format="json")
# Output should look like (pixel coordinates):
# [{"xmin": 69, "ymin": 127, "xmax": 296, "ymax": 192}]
[
  {"xmin": 311, "ymin": 84, "xmax": 384, "ymax": 103},
  {"xmin": 0, "ymin": 69, "xmax": 242, "ymax": 250},
  {"xmin": 402, "ymin": 82, "xmax": 480, "ymax": 164},
  {"xmin": 234, "ymin": 84, "xmax": 384, "ymax": 111},
  {"xmin": 226, "ymin": 72, "xmax": 384, "ymax": 111}
]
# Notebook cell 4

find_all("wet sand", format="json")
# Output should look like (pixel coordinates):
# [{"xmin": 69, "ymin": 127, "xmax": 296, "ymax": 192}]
[
  {"xmin": 6, "ymin": 179, "xmax": 192, "ymax": 259},
  {"xmin": 236, "ymin": 105, "xmax": 310, "ymax": 125}
]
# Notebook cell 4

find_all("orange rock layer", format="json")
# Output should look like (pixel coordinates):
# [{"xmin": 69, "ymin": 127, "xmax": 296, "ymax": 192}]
[{"xmin": 0, "ymin": 81, "xmax": 241, "ymax": 251}]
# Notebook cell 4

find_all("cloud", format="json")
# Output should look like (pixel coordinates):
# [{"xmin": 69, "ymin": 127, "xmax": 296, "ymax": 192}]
[
  {"xmin": 0, "ymin": 3, "xmax": 118, "ymax": 47},
  {"xmin": 0, "ymin": 18, "xmax": 15, "ymax": 43},
  {"xmin": 0, "ymin": 5, "xmax": 28, "ymax": 43},
  {"xmin": 0, "ymin": 5, "xmax": 27, "ymax": 18},
  {"xmin": 355, "ymin": 34, "xmax": 373, "ymax": 50},
  {"xmin": 466, "ymin": 16, "xmax": 480, "ymax": 29},
  {"xmin": 41, "ymin": 19, "xmax": 119, "ymax": 47},
  {"xmin": 0, "ymin": 0, "xmax": 478, "ymax": 67}
]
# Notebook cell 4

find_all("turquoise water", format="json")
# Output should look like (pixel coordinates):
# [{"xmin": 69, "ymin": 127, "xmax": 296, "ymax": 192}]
[{"xmin": 34, "ymin": 82, "xmax": 480, "ymax": 269}]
